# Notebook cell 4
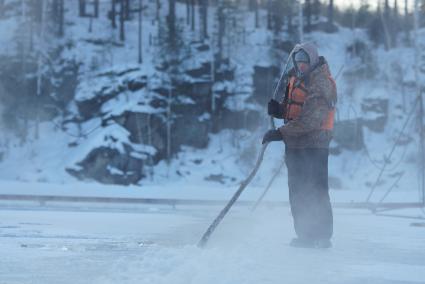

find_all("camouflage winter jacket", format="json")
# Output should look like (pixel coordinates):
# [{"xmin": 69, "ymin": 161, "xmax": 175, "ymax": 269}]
[{"xmin": 278, "ymin": 60, "xmax": 337, "ymax": 149}]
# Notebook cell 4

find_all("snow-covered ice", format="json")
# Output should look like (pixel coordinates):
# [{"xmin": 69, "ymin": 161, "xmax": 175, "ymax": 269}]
[{"xmin": 1, "ymin": 202, "xmax": 424, "ymax": 284}]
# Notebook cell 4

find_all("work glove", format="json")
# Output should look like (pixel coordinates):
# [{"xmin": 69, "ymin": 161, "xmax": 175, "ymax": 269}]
[
  {"xmin": 262, "ymin": 129, "xmax": 283, "ymax": 144},
  {"xmin": 267, "ymin": 99, "xmax": 284, "ymax": 118}
]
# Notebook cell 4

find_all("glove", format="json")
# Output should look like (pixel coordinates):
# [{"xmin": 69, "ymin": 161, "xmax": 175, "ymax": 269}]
[
  {"xmin": 268, "ymin": 99, "xmax": 284, "ymax": 118},
  {"xmin": 262, "ymin": 129, "xmax": 283, "ymax": 144}
]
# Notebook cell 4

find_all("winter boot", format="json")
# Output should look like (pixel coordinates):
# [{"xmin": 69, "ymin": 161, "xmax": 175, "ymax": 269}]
[
  {"xmin": 289, "ymin": 238, "xmax": 315, "ymax": 248},
  {"xmin": 290, "ymin": 238, "xmax": 332, "ymax": 249},
  {"xmin": 313, "ymin": 239, "xmax": 332, "ymax": 249}
]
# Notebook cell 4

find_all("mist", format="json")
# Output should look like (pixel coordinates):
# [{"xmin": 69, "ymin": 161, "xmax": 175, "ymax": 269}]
[{"xmin": 0, "ymin": 0, "xmax": 424, "ymax": 283}]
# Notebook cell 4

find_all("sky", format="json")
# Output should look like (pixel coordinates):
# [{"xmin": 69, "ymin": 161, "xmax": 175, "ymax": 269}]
[{"xmin": 334, "ymin": 0, "xmax": 415, "ymax": 11}]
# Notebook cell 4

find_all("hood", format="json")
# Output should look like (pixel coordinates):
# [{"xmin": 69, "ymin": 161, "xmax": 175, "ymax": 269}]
[{"xmin": 291, "ymin": 42, "xmax": 320, "ymax": 67}]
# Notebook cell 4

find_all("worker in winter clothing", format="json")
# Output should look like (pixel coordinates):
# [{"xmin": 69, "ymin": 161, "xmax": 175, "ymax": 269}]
[{"xmin": 262, "ymin": 43, "xmax": 337, "ymax": 248}]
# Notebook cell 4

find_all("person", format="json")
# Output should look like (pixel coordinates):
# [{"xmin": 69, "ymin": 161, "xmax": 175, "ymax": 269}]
[{"xmin": 262, "ymin": 42, "xmax": 337, "ymax": 249}]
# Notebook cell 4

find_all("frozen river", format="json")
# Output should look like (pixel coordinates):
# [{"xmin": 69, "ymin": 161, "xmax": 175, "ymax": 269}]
[{"xmin": 1, "ymin": 202, "xmax": 425, "ymax": 284}]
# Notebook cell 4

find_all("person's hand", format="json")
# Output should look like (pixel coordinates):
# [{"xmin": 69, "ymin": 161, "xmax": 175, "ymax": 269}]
[
  {"xmin": 262, "ymin": 129, "xmax": 283, "ymax": 144},
  {"xmin": 267, "ymin": 99, "xmax": 283, "ymax": 118}
]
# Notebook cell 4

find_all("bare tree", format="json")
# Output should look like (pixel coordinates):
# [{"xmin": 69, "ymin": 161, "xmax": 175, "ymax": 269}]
[
  {"xmin": 404, "ymin": 0, "xmax": 410, "ymax": 44},
  {"xmin": 124, "ymin": 0, "xmax": 130, "ymax": 20},
  {"xmin": 120, "ymin": 0, "xmax": 125, "ymax": 41},
  {"xmin": 306, "ymin": 0, "xmax": 312, "ymax": 31},
  {"xmin": 267, "ymin": 0, "xmax": 272, "ymax": 30},
  {"xmin": 0, "ymin": 0, "xmax": 5, "ymax": 17},
  {"xmin": 327, "ymin": 0, "xmax": 333, "ymax": 26},
  {"xmin": 413, "ymin": 0, "xmax": 425, "ymax": 206},
  {"xmin": 186, "ymin": 0, "xmax": 190, "ymax": 25},
  {"xmin": 59, "ymin": 0, "xmax": 64, "ymax": 36},
  {"xmin": 378, "ymin": 1, "xmax": 391, "ymax": 49},
  {"xmin": 216, "ymin": 0, "xmax": 225, "ymax": 63},
  {"xmin": 138, "ymin": 0, "xmax": 143, "ymax": 63},
  {"xmin": 191, "ymin": 0, "xmax": 195, "ymax": 31},
  {"xmin": 111, "ymin": 0, "xmax": 116, "ymax": 28},
  {"xmin": 313, "ymin": 0, "xmax": 320, "ymax": 20},
  {"xmin": 79, "ymin": 0, "xmax": 86, "ymax": 17},
  {"xmin": 199, "ymin": 0, "xmax": 208, "ymax": 40},
  {"xmin": 299, "ymin": 0, "xmax": 304, "ymax": 42},
  {"xmin": 157, "ymin": 0, "xmax": 161, "ymax": 22},
  {"xmin": 393, "ymin": 0, "xmax": 399, "ymax": 46},
  {"xmin": 167, "ymin": 0, "xmax": 176, "ymax": 47},
  {"xmin": 255, "ymin": 0, "xmax": 259, "ymax": 28},
  {"xmin": 35, "ymin": 0, "xmax": 47, "ymax": 140}
]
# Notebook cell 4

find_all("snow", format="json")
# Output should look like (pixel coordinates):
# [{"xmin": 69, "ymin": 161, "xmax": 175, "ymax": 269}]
[
  {"xmin": 1, "ymin": 3, "xmax": 425, "ymax": 282},
  {"xmin": 0, "ymin": 0, "xmax": 423, "ymax": 201},
  {"xmin": 0, "ymin": 204, "xmax": 424, "ymax": 284}
]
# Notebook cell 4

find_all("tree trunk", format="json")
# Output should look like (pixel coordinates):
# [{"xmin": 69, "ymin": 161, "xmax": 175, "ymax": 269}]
[
  {"xmin": 217, "ymin": 2, "xmax": 225, "ymax": 63},
  {"xmin": 199, "ymin": 0, "xmax": 208, "ymax": 40},
  {"xmin": 405, "ymin": 0, "xmax": 410, "ymax": 45},
  {"xmin": 393, "ymin": 0, "xmax": 399, "ymax": 46},
  {"xmin": 288, "ymin": 3, "xmax": 293, "ymax": 34},
  {"xmin": 413, "ymin": 0, "xmax": 425, "ymax": 207},
  {"xmin": 120, "ymin": 0, "xmax": 125, "ymax": 41},
  {"xmin": 299, "ymin": 0, "xmax": 304, "ymax": 42},
  {"xmin": 94, "ymin": 0, "xmax": 99, "ymax": 18},
  {"xmin": 138, "ymin": 0, "xmax": 142, "ymax": 63},
  {"xmin": 79, "ymin": 0, "xmax": 86, "ymax": 17},
  {"xmin": 204, "ymin": 0, "xmax": 208, "ymax": 39},
  {"xmin": 0, "ymin": 0, "xmax": 5, "ymax": 17},
  {"xmin": 191, "ymin": 0, "xmax": 195, "ymax": 31},
  {"xmin": 156, "ymin": 0, "xmax": 160, "ymax": 22},
  {"xmin": 168, "ymin": 0, "xmax": 176, "ymax": 47},
  {"xmin": 313, "ymin": 0, "xmax": 320, "ymax": 20},
  {"xmin": 267, "ymin": 0, "xmax": 272, "ymax": 30},
  {"xmin": 20, "ymin": 0, "xmax": 28, "ymax": 143},
  {"xmin": 166, "ymin": 84, "xmax": 172, "ymax": 166},
  {"xmin": 186, "ymin": 0, "xmax": 190, "ymax": 25},
  {"xmin": 327, "ymin": 0, "xmax": 333, "ymax": 25},
  {"xmin": 58, "ymin": 0, "xmax": 64, "ymax": 37},
  {"xmin": 36, "ymin": 0, "xmax": 47, "ymax": 140},
  {"xmin": 306, "ymin": 0, "xmax": 311, "ymax": 31},
  {"xmin": 255, "ymin": 0, "xmax": 259, "ymax": 28},
  {"xmin": 379, "ymin": 2, "xmax": 391, "ymax": 50},
  {"xmin": 111, "ymin": 0, "xmax": 116, "ymax": 28},
  {"xmin": 125, "ymin": 0, "xmax": 130, "ymax": 20}
]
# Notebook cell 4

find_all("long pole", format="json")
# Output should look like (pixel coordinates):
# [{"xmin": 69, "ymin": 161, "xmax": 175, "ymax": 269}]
[
  {"xmin": 197, "ymin": 55, "xmax": 290, "ymax": 248},
  {"xmin": 197, "ymin": 143, "xmax": 269, "ymax": 248}
]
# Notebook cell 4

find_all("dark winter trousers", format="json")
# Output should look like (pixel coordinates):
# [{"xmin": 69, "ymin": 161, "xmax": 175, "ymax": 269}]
[{"xmin": 285, "ymin": 147, "xmax": 333, "ymax": 241}]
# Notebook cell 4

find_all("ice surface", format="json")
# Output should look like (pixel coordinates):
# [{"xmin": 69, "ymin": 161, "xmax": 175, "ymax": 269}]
[{"xmin": 0, "ymin": 204, "xmax": 424, "ymax": 284}]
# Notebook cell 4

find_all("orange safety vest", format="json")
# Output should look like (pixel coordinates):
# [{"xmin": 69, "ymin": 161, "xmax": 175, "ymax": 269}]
[{"xmin": 283, "ymin": 76, "xmax": 335, "ymax": 130}]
